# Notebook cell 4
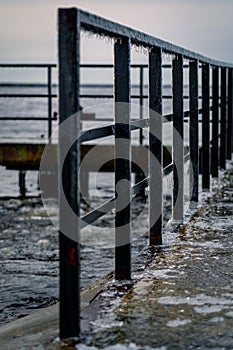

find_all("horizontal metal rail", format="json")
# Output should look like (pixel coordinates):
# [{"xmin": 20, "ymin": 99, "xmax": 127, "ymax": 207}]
[
  {"xmin": 0, "ymin": 93, "xmax": 219, "ymax": 100},
  {"xmin": 79, "ymin": 9, "xmax": 233, "ymax": 68},
  {"xmin": 0, "ymin": 64, "xmax": 56, "ymax": 68},
  {"xmin": 81, "ymin": 175, "xmax": 150, "ymax": 229},
  {"xmin": 80, "ymin": 119, "xmax": 149, "ymax": 143},
  {"xmin": 0, "ymin": 116, "xmax": 57, "ymax": 121},
  {"xmin": 80, "ymin": 147, "xmax": 191, "ymax": 228},
  {"xmin": 0, "ymin": 94, "xmax": 57, "ymax": 98},
  {"xmin": 0, "ymin": 61, "xmax": 220, "ymax": 142},
  {"xmin": 0, "ymin": 63, "xmax": 173, "ymax": 140},
  {"xmin": 0, "ymin": 63, "xmax": 193, "ymax": 68}
]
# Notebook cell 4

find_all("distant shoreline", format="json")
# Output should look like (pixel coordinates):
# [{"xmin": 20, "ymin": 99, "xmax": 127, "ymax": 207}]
[{"xmin": 0, "ymin": 83, "xmax": 173, "ymax": 88}]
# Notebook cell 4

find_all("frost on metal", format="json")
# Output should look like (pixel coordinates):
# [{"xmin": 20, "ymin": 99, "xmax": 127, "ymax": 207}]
[
  {"xmin": 132, "ymin": 43, "xmax": 149, "ymax": 56},
  {"xmin": 81, "ymin": 29, "xmax": 117, "ymax": 45},
  {"xmin": 162, "ymin": 51, "xmax": 175, "ymax": 64}
]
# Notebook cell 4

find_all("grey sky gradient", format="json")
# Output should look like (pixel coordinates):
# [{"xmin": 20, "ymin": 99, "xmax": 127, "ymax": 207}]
[{"xmin": 0, "ymin": 0, "xmax": 233, "ymax": 63}]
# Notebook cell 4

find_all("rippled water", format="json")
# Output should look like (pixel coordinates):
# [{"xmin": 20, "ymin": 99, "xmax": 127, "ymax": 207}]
[{"xmin": 0, "ymin": 192, "xmax": 174, "ymax": 326}]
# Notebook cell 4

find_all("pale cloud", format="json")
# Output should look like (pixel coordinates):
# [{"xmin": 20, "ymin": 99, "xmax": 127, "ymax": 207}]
[{"xmin": 0, "ymin": 0, "xmax": 233, "ymax": 63}]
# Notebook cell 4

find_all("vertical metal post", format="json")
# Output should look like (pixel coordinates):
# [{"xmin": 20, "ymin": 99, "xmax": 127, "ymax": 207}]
[
  {"xmin": 58, "ymin": 8, "xmax": 80, "ymax": 338},
  {"xmin": 173, "ymin": 55, "xmax": 184, "ymax": 222},
  {"xmin": 227, "ymin": 68, "xmax": 233, "ymax": 160},
  {"xmin": 135, "ymin": 66, "xmax": 145, "ymax": 196},
  {"xmin": 48, "ymin": 66, "xmax": 52, "ymax": 141},
  {"xmin": 139, "ymin": 66, "xmax": 144, "ymax": 145},
  {"xmin": 211, "ymin": 66, "xmax": 219, "ymax": 177},
  {"xmin": 220, "ymin": 67, "xmax": 227, "ymax": 169},
  {"xmin": 149, "ymin": 47, "xmax": 163, "ymax": 245},
  {"xmin": 189, "ymin": 60, "xmax": 199, "ymax": 201},
  {"xmin": 19, "ymin": 170, "xmax": 26, "ymax": 197},
  {"xmin": 114, "ymin": 37, "xmax": 131, "ymax": 280},
  {"xmin": 80, "ymin": 171, "xmax": 89, "ymax": 198},
  {"xmin": 202, "ymin": 63, "xmax": 210, "ymax": 189}
]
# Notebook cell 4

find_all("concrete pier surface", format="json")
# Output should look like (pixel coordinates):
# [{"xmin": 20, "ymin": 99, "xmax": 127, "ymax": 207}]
[
  {"xmin": 86, "ymin": 168, "xmax": 233, "ymax": 350},
  {"xmin": 1, "ymin": 167, "xmax": 233, "ymax": 349}
]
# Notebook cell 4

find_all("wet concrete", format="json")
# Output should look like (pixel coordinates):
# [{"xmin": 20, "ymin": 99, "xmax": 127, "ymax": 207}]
[{"xmin": 77, "ymin": 168, "xmax": 233, "ymax": 350}]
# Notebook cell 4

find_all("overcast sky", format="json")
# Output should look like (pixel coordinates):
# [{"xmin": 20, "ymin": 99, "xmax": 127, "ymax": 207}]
[{"xmin": 0, "ymin": 0, "xmax": 233, "ymax": 64}]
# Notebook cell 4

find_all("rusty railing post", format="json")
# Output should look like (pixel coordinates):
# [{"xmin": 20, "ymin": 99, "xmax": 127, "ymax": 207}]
[
  {"xmin": 139, "ymin": 65, "xmax": 144, "ymax": 145},
  {"xmin": 58, "ymin": 8, "xmax": 81, "ymax": 338},
  {"xmin": 227, "ymin": 68, "xmax": 233, "ymax": 160},
  {"xmin": 135, "ymin": 65, "xmax": 145, "ymax": 196},
  {"xmin": 47, "ymin": 65, "xmax": 52, "ymax": 141},
  {"xmin": 220, "ymin": 67, "xmax": 227, "ymax": 169},
  {"xmin": 202, "ymin": 63, "xmax": 210, "ymax": 189},
  {"xmin": 173, "ymin": 54, "xmax": 184, "ymax": 222},
  {"xmin": 114, "ymin": 37, "xmax": 131, "ymax": 280},
  {"xmin": 189, "ymin": 60, "xmax": 199, "ymax": 201},
  {"xmin": 211, "ymin": 66, "xmax": 219, "ymax": 177},
  {"xmin": 149, "ymin": 46, "xmax": 163, "ymax": 244}
]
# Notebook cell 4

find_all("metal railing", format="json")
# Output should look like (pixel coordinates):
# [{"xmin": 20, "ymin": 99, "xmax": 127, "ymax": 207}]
[
  {"xmin": 0, "ymin": 63, "xmax": 56, "ymax": 139},
  {"xmin": 62, "ymin": 7, "xmax": 233, "ymax": 338},
  {"xmin": 0, "ymin": 63, "xmax": 206, "ymax": 142},
  {"xmin": 0, "ymin": 63, "xmax": 150, "ymax": 140}
]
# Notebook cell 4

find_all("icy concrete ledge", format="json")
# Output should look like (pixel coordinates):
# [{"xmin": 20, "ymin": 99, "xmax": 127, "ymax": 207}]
[{"xmin": 0, "ymin": 272, "xmax": 113, "ymax": 350}]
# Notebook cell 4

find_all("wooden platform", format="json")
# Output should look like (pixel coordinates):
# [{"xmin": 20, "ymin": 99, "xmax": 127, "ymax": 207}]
[
  {"xmin": 0, "ymin": 143, "xmax": 172, "ymax": 171},
  {"xmin": 0, "ymin": 143, "xmax": 47, "ymax": 170},
  {"xmin": 0, "ymin": 142, "xmax": 172, "ymax": 196}
]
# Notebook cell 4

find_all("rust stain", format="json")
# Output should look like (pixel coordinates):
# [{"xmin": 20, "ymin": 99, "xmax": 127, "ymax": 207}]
[{"xmin": 68, "ymin": 246, "xmax": 78, "ymax": 267}]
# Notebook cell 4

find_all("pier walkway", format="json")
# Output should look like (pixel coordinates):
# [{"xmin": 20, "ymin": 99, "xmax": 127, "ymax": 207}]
[
  {"xmin": 0, "ymin": 166, "xmax": 232, "ymax": 349},
  {"xmin": 85, "ymin": 168, "xmax": 233, "ymax": 349}
]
